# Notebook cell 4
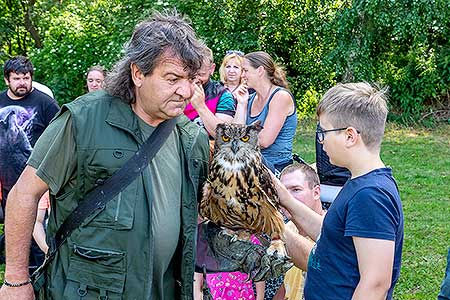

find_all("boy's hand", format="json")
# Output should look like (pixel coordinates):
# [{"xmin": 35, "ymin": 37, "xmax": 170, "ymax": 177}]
[{"xmin": 269, "ymin": 170, "xmax": 292, "ymax": 209}]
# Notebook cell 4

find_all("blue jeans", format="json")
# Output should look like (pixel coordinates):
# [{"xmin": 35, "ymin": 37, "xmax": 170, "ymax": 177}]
[{"xmin": 438, "ymin": 248, "xmax": 450, "ymax": 300}]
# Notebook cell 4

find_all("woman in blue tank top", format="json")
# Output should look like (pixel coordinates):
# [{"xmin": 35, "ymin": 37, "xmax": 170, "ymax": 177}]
[{"xmin": 238, "ymin": 51, "xmax": 297, "ymax": 173}]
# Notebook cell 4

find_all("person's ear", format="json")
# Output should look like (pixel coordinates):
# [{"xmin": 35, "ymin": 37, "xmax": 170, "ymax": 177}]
[
  {"xmin": 313, "ymin": 184, "xmax": 321, "ymax": 202},
  {"xmin": 4, "ymin": 76, "xmax": 9, "ymax": 86},
  {"xmin": 210, "ymin": 63, "xmax": 216, "ymax": 75},
  {"xmin": 257, "ymin": 65, "xmax": 265, "ymax": 77},
  {"xmin": 344, "ymin": 127, "xmax": 359, "ymax": 146},
  {"xmin": 130, "ymin": 63, "xmax": 144, "ymax": 88}
]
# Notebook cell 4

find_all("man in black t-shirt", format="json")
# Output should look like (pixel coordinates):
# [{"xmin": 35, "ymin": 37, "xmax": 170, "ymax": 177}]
[
  {"xmin": 0, "ymin": 56, "xmax": 59, "ymax": 271},
  {"xmin": 0, "ymin": 56, "xmax": 60, "ymax": 209}
]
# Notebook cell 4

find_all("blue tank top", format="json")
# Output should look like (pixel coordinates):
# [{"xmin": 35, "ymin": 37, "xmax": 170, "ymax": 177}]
[{"xmin": 246, "ymin": 87, "xmax": 297, "ymax": 171}]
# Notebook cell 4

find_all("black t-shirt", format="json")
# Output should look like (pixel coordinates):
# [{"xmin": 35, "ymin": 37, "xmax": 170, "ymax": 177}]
[{"xmin": 0, "ymin": 89, "xmax": 60, "ymax": 196}]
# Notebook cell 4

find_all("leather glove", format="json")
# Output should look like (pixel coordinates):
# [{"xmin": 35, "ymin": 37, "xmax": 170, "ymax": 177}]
[{"xmin": 195, "ymin": 221, "xmax": 293, "ymax": 282}]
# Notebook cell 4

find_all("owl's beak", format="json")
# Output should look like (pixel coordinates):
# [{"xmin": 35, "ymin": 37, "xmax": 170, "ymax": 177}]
[{"xmin": 231, "ymin": 140, "xmax": 238, "ymax": 154}]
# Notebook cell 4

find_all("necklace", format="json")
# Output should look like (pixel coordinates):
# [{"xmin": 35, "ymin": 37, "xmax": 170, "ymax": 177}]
[
  {"xmin": 260, "ymin": 84, "xmax": 273, "ymax": 103},
  {"xmin": 228, "ymin": 85, "xmax": 239, "ymax": 94}
]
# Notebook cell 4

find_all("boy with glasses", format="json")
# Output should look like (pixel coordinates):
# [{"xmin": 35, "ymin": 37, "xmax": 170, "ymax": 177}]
[{"xmin": 277, "ymin": 82, "xmax": 404, "ymax": 300}]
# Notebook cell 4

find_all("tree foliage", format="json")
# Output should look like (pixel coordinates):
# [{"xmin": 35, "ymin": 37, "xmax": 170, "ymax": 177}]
[{"xmin": 0, "ymin": 0, "xmax": 448, "ymax": 122}]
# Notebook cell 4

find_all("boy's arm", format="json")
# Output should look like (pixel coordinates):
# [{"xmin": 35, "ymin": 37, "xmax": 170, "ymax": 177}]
[
  {"xmin": 273, "ymin": 175, "xmax": 324, "ymax": 240},
  {"xmin": 255, "ymin": 281, "xmax": 265, "ymax": 300},
  {"xmin": 352, "ymin": 237, "xmax": 394, "ymax": 300}
]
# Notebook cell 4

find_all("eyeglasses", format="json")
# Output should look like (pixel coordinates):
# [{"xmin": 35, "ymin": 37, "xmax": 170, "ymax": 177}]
[
  {"xmin": 316, "ymin": 125, "xmax": 348, "ymax": 143},
  {"xmin": 226, "ymin": 50, "xmax": 244, "ymax": 57}
]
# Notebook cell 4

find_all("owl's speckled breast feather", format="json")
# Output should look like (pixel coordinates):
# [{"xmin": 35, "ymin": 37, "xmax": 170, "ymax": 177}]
[{"xmin": 200, "ymin": 146, "xmax": 284, "ymax": 236}]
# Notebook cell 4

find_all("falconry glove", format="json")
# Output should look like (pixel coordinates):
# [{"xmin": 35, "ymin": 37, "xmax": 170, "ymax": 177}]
[{"xmin": 195, "ymin": 221, "xmax": 293, "ymax": 282}]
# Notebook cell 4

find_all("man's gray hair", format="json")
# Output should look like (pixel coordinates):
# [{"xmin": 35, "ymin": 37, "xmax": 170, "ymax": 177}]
[{"xmin": 105, "ymin": 10, "xmax": 204, "ymax": 103}]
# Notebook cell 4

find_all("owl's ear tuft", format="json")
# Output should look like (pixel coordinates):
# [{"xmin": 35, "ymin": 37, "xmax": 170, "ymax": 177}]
[
  {"xmin": 216, "ymin": 123, "xmax": 227, "ymax": 134},
  {"xmin": 249, "ymin": 120, "xmax": 263, "ymax": 132}
]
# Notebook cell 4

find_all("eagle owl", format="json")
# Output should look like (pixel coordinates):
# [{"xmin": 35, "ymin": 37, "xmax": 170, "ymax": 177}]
[{"xmin": 200, "ymin": 121, "xmax": 287, "ymax": 257}]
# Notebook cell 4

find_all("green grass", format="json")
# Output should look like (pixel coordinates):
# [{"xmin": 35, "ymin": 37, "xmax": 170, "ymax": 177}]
[
  {"xmin": 1, "ymin": 122, "xmax": 449, "ymax": 299},
  {"xmin": 294, "ymin": 120, "xmax": 450, "ymax": 300}
]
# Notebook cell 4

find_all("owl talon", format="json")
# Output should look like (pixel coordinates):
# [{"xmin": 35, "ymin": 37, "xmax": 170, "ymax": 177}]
[
  {"xmin": 267, "ymin": 239, "xmax": 288, "ymax": 259},
  {"xmin": 217, "ymin": 230, "xmax": 226, "ymax": 238},
  {"xmin": 217, "ymin": 228, "xmax": 241, "ymax": 244}
]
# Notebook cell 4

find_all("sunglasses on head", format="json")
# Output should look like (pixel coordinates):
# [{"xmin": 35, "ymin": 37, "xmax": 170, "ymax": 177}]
[{"xmin": 226, "ymin": 50, "xmax": 244, "ymax": 57}]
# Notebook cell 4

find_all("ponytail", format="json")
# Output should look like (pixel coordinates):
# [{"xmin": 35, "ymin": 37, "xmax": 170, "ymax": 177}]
[{"xmin": 272, "ymin": 64, "xmax": 289, "ymax": 89}]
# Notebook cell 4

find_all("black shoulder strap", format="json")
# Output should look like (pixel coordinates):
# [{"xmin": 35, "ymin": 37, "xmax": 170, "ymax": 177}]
[{"xmin": 49, "ymin": 117, "xmax": 177, "ymax": 261}]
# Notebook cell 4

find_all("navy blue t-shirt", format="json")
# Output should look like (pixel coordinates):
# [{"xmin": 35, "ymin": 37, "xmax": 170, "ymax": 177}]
[{"xmin": 304, "ymin": 168, "xmax": 404, "ymax": 300}]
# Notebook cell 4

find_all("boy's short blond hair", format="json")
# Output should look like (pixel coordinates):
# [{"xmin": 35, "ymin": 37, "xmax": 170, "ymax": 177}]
[{"xmin": 316, "ymin": 82, "xmax": 388, "ymax": 150}]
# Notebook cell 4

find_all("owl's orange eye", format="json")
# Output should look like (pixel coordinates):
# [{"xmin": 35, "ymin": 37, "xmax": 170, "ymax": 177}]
[
  {"xmin": 222, "ymin": 135, "xmax": 230, "ymax": 142},
  {"xmin": 240, "ymin": 135, "xmax": 250, "ymax": 142}
]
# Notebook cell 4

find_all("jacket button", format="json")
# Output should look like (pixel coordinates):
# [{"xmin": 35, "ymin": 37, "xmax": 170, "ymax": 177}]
[
  {"xmin": 113, "ymin": 150, "xmax": 124, "ymax": 159},
  {"xmin": 193, "ymin": 159, "xmax": 199, "ymax": 168}
]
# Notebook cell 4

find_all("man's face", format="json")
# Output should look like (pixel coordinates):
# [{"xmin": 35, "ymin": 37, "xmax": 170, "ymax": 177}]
[
  {"xmin": 281, "ymin": 170, "xmax": 318, "ymax": 210},
  {"xmin": 196, "ymin": 60, "xmax": 215, "ymax": 85},
  {"xmin": 4, "ymin": 72, "xmax": 32, "ymax": 98},
  {"xmin": 133, "ymin": 53, "xmax": 195, "ymax": 125}
]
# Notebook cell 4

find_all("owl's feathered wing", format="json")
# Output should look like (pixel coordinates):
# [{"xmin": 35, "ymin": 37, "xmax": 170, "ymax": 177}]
[{"xmin": 200, "ymin": 153, "xmax": 284, "ymax": 238}]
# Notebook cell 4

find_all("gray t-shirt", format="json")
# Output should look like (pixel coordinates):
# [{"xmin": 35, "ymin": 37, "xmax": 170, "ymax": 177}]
[{"xmin": 137, "ymin": 117, "xmax": 182, "ymax": 300}]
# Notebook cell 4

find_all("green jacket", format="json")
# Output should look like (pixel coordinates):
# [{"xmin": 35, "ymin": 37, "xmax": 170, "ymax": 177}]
[{"xmin": 43, "ymin": 92, "xmax": 209, "ymax": 299}]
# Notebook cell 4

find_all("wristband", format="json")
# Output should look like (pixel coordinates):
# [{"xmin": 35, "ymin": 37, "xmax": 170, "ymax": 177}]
[{"xmin": 3, "ymin": 278, "xmax": 32, "ymax": 287}]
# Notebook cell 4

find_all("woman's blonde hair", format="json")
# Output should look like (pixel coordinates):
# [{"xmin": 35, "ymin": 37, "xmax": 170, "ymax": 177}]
[{"xmin": 219, "ymin": 53, "xmax": 244, "ymax": 85}]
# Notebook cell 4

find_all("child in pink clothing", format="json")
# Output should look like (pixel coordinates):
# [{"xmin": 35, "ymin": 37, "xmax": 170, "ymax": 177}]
[
  {"xmin": 194, "ymin": 235, "xmax": 264, "ymax": 300},
  {"xmin": 206, "ymin": 271, "xmax": 256, "ymax": 299}
]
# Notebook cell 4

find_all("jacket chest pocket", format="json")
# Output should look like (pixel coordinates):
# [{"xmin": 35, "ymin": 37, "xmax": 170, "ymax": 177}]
[{"xmin": 83, "ymin": 161, "xmax": 138, "ymax": 230}]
